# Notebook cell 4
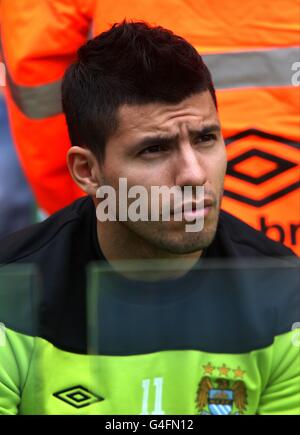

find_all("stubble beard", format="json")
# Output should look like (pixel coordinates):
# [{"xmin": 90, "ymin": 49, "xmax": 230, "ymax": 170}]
[{"xmin": 120, "ymin": 193, "xmax": 223, "ymax": 256}]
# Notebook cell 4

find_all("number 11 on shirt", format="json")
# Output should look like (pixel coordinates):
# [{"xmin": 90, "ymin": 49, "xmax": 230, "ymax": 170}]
[{"xmin": 140, "ymin": 377, "xmax": 165, "ymax": 415}]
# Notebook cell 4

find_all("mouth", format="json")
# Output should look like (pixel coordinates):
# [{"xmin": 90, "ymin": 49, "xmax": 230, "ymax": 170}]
[{"xmin": 171, "ymin": 198, "xmax": 214, "ymax": 219}]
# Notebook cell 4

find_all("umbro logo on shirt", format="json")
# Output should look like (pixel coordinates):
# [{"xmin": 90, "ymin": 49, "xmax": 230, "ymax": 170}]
[{"xmin": 53, "ymin": 385, "xmax": 104, "ymax": 408}]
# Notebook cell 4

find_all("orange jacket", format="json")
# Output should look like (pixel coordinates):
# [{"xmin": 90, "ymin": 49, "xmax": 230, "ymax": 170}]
[{"xmin": 1, "ymin": 0, "xmax": 299, "ymax": 253}]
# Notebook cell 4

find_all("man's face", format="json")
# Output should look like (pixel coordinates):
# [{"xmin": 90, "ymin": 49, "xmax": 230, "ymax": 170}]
[{"xmin": 99, "ymin": 91, "xmax": 227, "ymax": 254}]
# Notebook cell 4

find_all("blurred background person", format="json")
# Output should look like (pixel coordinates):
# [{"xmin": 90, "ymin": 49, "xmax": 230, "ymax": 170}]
[{"xmin": 0, "ymin": 36, "xmax": 34, "ymax": 238}]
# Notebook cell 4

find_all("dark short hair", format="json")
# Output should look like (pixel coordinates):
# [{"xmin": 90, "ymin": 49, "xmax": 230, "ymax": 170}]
[{"xmin": 62, "ymin": 20, "xmax": 217, "ymax": 159}]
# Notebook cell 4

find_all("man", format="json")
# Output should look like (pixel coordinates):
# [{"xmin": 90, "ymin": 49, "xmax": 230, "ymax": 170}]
[{"xmin": 0, "ymin": 22, "xmax": 299, "ymax": 415}]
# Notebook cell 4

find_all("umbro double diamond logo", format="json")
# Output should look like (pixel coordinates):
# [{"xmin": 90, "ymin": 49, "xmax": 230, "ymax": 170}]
[{"xmin": 53, "ymin": 385, "xmax": 104, "ymax": 408}]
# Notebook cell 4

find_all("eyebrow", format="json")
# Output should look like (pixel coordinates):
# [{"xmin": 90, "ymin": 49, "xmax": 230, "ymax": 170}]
[{"xmin": 132, "ymin": 123, "xmax": 221, "ymax": 150}]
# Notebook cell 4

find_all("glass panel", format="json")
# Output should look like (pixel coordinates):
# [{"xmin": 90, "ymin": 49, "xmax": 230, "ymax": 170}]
[{"xmin": 0, "ymin": 264, "xmax": 40, "ymax": 337}]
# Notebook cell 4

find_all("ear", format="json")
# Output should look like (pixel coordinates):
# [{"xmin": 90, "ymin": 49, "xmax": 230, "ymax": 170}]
[{"xmin": 67, "ymin": 146, "xmax": 100, "ymax": 196}]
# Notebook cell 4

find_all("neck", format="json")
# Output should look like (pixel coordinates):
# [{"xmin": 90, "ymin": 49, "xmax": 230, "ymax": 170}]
[{"xmin": 96, "ymin": 220, "xmax": 203, "ymax": 280}]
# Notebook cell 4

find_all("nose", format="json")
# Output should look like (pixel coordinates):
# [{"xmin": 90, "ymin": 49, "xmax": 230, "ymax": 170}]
[{"xmin": 174, "ymin": 143, "xmax": 207, "ymax": 189}]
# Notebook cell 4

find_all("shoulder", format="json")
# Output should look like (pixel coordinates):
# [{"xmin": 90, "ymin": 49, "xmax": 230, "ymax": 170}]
[
  {"xmin": 216, "ymin": 211, "xmax": 299, "ymax": 338},
  {"xmin": 0, "ymin": 196, "xmax": 93, "ymax": 265},
  {"xmin": 218, "ymin": 210, "xmax": 296, "ymax": 258}
]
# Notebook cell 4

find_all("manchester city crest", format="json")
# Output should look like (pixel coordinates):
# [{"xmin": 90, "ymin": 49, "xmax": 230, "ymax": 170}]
[{"xmin": 196, "ymin": 363, "xmax": 248, "ymax": 415}]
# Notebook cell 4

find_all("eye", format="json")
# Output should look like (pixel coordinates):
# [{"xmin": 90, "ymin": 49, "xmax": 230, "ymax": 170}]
[
  {"xmin": 196, "ymin": 133, "xmax": 217, "ymax": 144},
  {"xmin": 140, "ymin": 144, "xmax": 169, "ymax": 155}
]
